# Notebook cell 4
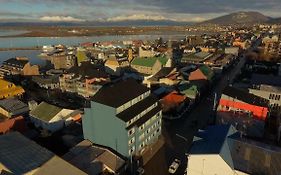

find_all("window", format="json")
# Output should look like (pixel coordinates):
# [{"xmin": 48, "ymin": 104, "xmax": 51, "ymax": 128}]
[
  {"xmin": 128, "ymin": 128, "xmax": 135, "ymax": 136},
  {"xmin": 129, "ymin": 146, "xmax": 135, "ymax": 155},
  {"xmin": 269, "ymin": 94, "xmax": 273, "ymax": 99},
  {"xmin": 128, "ymin": 137, "xmax": 135, "ymax": 145},
  {"xmin": 139, "ymin": 124, "xmax": 144, "ymax": 130}
]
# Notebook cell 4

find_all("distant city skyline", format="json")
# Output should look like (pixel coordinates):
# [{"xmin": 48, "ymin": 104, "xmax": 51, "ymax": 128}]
[{"xmin": 0, "ymin": 0, "xmax": 280, "ymax": 23}]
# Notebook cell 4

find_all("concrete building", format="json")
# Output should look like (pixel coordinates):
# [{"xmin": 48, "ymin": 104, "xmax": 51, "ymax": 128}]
[
  {"xmin": 59, "ymin": 62, "xmax": 110, "ymax": 98},
  {"xmin": 105, "ymin": 57, "xmax": 130, "ymax": 76},
  {"xmin": 181, "ymin": 52, "xmax": 213, "ymax": 64},
  {"xmin": 32, "ymin": 75, "xmax": 60, "ymax": 89},
  {"xmin": 225, "ymin": 47, "xmax": 240, "ymax": 56},
  {"xmin": 0, "ymin": 57, "xmax": 39, "ymax": 77},
  {"xmin": 0, "ymin": 79, "xmax": 25, "ymax": 100},
  {"xmin": 139, "ymin": 46, "xmax": 156, "ymax": 58},
  {"xmin": 30, "ymin": 102, "xmax": 81, "ymax": 133},
  {"xmin": 51, "ymin": 54, "xmax": 77, "ymax": 70},
  {"xmin": 187, "ymin": 125, "xmax": 281, "ymax": 175},
  {"xmin": 83, "ymin": 79, "xmax": 162, "ymax": 157},
  {"xmin": 250, "ymin": 74, "xmax": 281, "ymax": 110},
  {"xmin": 0, "ymin": 132, "xmax": 86, "ymax": 175},
  {"xmin": 218, "ymin": 86, "xmax": 269, "ymax": 121}
]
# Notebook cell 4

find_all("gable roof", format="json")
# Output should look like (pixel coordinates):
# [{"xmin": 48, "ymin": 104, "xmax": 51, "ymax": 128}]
[
  {"xmin": 198, "ymin": 65, "xmax": 214, "ymax": 80},
  {"xmin": 30, "ymin": 102, "xmax": 62, "ymax": 122},
  {"xmin": 131, "ymin": 56, "xmax": 168, "ymax": 68},
  {"xmin": 3, "ymin": 58, "xmax": 28, "ymax": 69},
  {"xmin": 190, "ymin": 125, "xmax": 236, "ymax": 169},
  {"xmin": 222, "ymin": 86, "xmax": 269, "ymax": 107},
  {"xmin": 0, "ymin": 132, "xmax": 86, "ymax": 175},
  {"xmin": 0, "ymin": 98, "xmax": 28, "ymax": 116},
  {"xmin": 92, "ymin": 79, "xmax": 149, "ymax": 108}
]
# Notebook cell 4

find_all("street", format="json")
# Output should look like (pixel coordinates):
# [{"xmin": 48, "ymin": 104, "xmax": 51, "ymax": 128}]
[{"xmin": 144, "ymin": 55, "xmax": 246, "ymax": 175}]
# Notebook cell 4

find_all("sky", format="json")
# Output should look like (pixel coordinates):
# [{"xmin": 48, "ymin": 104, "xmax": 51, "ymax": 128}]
[{"xmin": 0, "ymin": 0, "xmax": 280, "ymax": 23}]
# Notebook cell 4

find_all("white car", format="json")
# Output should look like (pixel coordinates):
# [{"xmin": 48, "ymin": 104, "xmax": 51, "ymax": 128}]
[{"xmin": 168, "ymin": 159, "xmax": 181, "ymax": 174}]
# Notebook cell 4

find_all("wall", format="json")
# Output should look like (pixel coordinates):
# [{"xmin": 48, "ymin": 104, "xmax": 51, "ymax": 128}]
[
  {"xmin": 187, "ymin": 155, "xmax": 235, "ymax": 175},
  {"xmin": 83, "ymin": 102, "xmax": 129, "ymax": 157}
]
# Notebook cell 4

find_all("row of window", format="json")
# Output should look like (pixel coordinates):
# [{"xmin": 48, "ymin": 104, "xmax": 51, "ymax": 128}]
[
  {"xmin": 126, "ymin": 102, "xmax": 158, "ymax": 127},
  {"xmin": 138, "ymin": 112, "xmax": 161, "ymax": 132},
  {"xmin": 139, "ymin": 120, "xmax": 161, "ymax": 142},
  {"xmin": 269, "ymin": 93, "xmax": 281, "ymax": 101},
  {"xmin": 117, "ymin": 91, "xmax": 150, "ymax": 114},
  {"xmin": 138, "ymin": 127, "xmax": 161, "ymax": 150}
]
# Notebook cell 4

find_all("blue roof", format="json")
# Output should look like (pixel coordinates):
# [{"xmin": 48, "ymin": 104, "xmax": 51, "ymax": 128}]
[{"xmin": 190, "ymin": 125, "xmax": 236, "ymax": 168}]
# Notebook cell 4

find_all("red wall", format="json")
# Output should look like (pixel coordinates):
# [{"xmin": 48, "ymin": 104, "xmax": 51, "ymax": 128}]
[
  {"xmin": 0, "ymin": 116, "xmax": 26, "ymax": 134},
  {"xmin": 219, "ymin": 99, "xmax": 268, "ymax": 120}
]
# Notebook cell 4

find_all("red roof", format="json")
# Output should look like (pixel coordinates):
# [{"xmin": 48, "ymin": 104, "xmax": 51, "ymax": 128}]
[{"xmin": 161, "ymin": 91, "xmax": 186, "ymax": 112}]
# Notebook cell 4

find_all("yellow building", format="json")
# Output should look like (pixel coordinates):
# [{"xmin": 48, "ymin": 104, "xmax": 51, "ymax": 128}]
[{"xmin": 0, "ymin": 79, "xmax": 25, "ymax": 99}]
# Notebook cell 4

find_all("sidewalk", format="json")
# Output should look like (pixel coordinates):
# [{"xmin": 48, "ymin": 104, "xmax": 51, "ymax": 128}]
[{"xmin": 142, "ymin": 135, "xmax": 165, "ymax": 165}]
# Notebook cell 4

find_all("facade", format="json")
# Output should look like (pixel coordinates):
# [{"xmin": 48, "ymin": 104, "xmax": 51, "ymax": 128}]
[
  {"xmin": 32, "ymin": 75, "xmax": 60, "ymax": 89},
  {"xmin": 30, "ymin": 102, "xmax": 81, "ymax": 133},
  {"xmin": 0, "ymin": 79, "xmax": 25, "ymax": 99},
  {"xmin": 0, "ymin": 57, "xmax": 39, "ymax": 77},
  {"xmin": 187, "ymin": 125, "xmax": 281, "ymax": 175},
  {"xmin": 0, "ymin": 98, "xmax": 29, "ymax": 118},
  {"xmin": 139, "ymin": 46, "xmax": 156, "ymax": 58},
  {"xmin": 131, "ymin": 56, "xmax": 168, "ymax": 75},
  {"xmin": 51, "ymin": 54, "xmax": 77, "ymax": 70},
  {"xmin": 181, "ymin": 52, "xmax": 213, "ymax": 64},
  {"xmin": 0, "ymin": 132, "xmax": 86, "ymax": 175},
  {"xmin": 218, "ymin": 86, "xmax": 269, "ymax": 120},
  {"xmin": 225, "ymin": 47, "xmax": 240, "ymax": 56},
  {"xmin": 83, "ymin": 79, "xmax": 162, "ymax": 157},
  {"xmin": 105, "ymin": 57, "xmax": 130, "ymax": 76},
  {"xmin": 0, "ymin": 116, "xmax": 26, "ymax": 134},
  {"xmin": 249, "ymin": 85, "xmax": 281, "ymax": 110},
  {"xmin": 59, "ymin": 62, "xmax": 110, "ymax": 98}
]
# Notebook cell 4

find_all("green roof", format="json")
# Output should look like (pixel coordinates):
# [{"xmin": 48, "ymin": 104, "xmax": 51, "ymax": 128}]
[
  {"xmin": 30, "ymin": 102, "xmax": 62, "ymax": 122},
  {"xmin": 131, "ymin": 56, "xmax": 168, "ymax": 67},
  {"xmin": 178, "ymin": 83, "xmax": 198, "ymax": 99},
  {"xmin": 199, "ymin": 65, "xmax": 214, "ymax": 81}
]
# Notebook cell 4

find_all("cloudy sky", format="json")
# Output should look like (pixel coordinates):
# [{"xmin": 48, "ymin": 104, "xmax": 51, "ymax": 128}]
[{"xmin": 0, "ymin": 0, "xmax": 280, "ymax": 22}]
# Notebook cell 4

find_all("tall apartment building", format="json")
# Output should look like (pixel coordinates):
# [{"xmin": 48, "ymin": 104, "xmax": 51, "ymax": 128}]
[{"xmin": 83, "ymin": 79, "xmax": 162, "ymax": 157}]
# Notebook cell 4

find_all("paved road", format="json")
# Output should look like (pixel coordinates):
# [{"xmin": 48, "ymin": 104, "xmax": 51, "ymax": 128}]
[{"xmin": 144, "ymin": 55, "xmax": 246, "ymax": 175}]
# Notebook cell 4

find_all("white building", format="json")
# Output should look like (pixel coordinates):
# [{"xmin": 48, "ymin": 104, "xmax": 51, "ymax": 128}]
[
  {"xmin": 187, "ymin": 125, "xmax": 281, "ymax": 175},
  {"xmin": 30, "ymin": 102, "xmax": 81, "ymax": 133}
]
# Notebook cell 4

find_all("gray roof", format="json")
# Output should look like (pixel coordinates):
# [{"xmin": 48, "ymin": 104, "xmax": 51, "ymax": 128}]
[
  {"xmin": 251, "ymin": 74, "xmax": 281, "ymax": 87},
  {"xmin": 92, "ymin": 79, "xmax": 149, "ymax": 108},
  {"xmin": 63, "ymin": 140, "xmax": 126, "ymax": 174},
  {"xmin": 0, "ymin": 98, "xmax": 29, "ymax": 116},
  {"xmin": 0, "ymin": 132, "xmax": 86, "ymax": 175},
  {"xmin": 229, "ymin": 134, "xmax": 281, "ymax": 175}
]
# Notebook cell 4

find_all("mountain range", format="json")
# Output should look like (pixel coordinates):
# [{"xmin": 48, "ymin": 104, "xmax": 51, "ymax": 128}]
[
  {"xmin": 200, "ymin": 11, "xmax": 280, "ymax": 25},
  {"xmin": 0, "ymin": 11, "xmax": 280, "ymax": 27}
]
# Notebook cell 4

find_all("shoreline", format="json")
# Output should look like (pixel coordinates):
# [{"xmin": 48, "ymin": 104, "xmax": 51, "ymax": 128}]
[{"xmin": 0, "ymin": 47, "xmax": 41, "ymax": 51}]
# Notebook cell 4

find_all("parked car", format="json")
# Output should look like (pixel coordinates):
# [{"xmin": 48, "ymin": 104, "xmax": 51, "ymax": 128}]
[
  {"xmin": 137, "ymin": 167, "xmax": 145, "ymax": 175},
  {"xmin": 168, "ymin": 159, "xmax": 181, "ymax": 174}
]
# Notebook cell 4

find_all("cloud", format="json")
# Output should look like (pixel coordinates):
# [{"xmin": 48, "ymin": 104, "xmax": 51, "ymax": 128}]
[
  {"xmin": 106, "ymin": 14, "xmax": 166, "ymax": 22},
  {"xmin": 105, "ymin": 13, "xmax": 207, "ymax": 22},
  {"xmin": 39, "ymin": 16, "xmax": 85, "ymax": 22}
]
